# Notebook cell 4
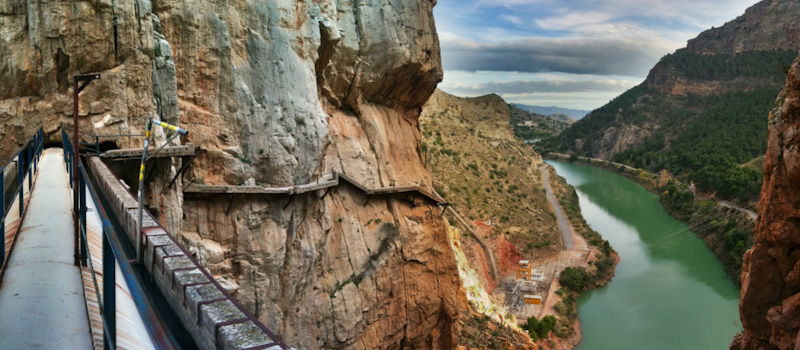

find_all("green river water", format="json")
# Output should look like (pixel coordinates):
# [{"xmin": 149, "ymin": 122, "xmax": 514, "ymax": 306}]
[{"xmin": 546, "ymin": 160, "xmax": 742, "ymax": 350}]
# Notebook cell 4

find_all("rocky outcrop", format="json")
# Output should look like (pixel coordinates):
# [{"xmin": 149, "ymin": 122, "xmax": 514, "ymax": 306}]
[
  {"xmin": 687, "ymin": 0, "xmax": 800, "ymax": 55},
  {"xmin": 1, "ymin": 1, "xmax": 464, "ymax": 349},
  {"xmin": 733, "ymin": 55, "xmax": 800, "ymax": 350},
  {"xmin": 592, "ymin": 124, "xmax": 649, "ymax": 160}
]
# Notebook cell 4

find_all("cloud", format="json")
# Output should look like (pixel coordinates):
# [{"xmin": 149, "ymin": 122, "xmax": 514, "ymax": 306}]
[
  {"xmin": 535, "ymin": 11, "xmax": 614, "ymax": 30},
  {"xmin": 440, "ymin": 34, "xmax": 681, "ymax": 76},
  {"xmin": 501, "ymin": 14, "xmax": 525, "ymax": 25},
  {"xmin": 433, "ymin": 0, "xmax": 762, "ymax": 108},
  {"xmin": 442, "ymin": 79, "xmax": 637, "ymax": 95}
]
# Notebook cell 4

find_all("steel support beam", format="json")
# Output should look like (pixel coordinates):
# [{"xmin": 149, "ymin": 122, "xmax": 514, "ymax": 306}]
[{"xmin": 73, "ymin": 73, "xmax": 99, "ymax": 266}]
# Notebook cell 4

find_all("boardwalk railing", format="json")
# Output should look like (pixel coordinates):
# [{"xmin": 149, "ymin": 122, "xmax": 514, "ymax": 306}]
[
  {"xmin": 0, "ymin": 127, "xmax": 44, "ymax": 267},
  {"xmin": 63, "ymin": 128, "xmax": 175, "ymax": 350}
]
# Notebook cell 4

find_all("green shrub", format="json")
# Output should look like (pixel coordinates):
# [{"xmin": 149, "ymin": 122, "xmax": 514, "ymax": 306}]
[{"xmin": 559, "ymin": 267, "xmax": 588, "ymax": 291}]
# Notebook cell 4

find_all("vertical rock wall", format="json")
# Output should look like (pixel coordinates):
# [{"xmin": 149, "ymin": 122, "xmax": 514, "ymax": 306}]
[
  {"xmin": 734, "ymin": 55, "xmax": 800, "ymax": 350},
  {"xmin": 1, "ymin": 0, "xmax": 463, "ymax": 349}
]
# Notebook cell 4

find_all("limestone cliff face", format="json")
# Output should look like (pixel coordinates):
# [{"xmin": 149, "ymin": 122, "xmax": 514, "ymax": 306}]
[
  {"xmin": 733, "ymin": 55, "xmax": 800, "ymax": 350},
  {"xmin": 687, "ymin": 0, "xmax": 800, "ymax": 55},
  {"xmin": 1, "ymin": 1, "xmax": 464, "ymax": 349}
]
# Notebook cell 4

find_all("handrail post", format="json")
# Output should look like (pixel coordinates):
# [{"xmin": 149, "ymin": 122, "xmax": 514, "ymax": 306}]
[
  {"xmin": 18, "ymin": 154, "xmax": 23, "ymax": 216},
  {"xmin": 27, "ymin": 142, "xmax": 32, "ymax": 190},
  {"xmin": 136, "ymin": 119, "xmax": 153, "ymax": 262},
  {"xmin": 32, "ymin": 133, "xmax": 37, "ymax": 173},
  {"xmin": 0, "ymin": 172, "xmax": 4, "ymax": 266},
  {"xmin": 79, "ymin": 164, "xmax": 87, "ymax": 267},
  {"xmin": 73, "ymin": 74, "xmax": 99, "ymax": 267},
  {"xmin": 102, "ymin": 227, "xmax": 116, "ymax": 350}
]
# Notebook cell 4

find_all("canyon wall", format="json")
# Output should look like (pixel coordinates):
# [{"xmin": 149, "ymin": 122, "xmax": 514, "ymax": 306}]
[
  {"xmin": 0, "ymin": 1, "xmax": 464, "ymax": 349},
  {"xmin": 733, "ymin": 55, "xmax": 800, "ymax": 350}
]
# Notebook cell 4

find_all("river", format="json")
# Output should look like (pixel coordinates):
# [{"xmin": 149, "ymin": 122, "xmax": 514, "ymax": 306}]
[{"xmin": 546, "ymin": 160, "xmax": 741, "ymax": 350}]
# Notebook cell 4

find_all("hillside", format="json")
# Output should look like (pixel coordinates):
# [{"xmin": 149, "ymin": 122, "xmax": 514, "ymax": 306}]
[
  {"xmin": 422, "ymin": 90, "xmax": 564, "ymax": 268},
  {"xmin": 545, "ymin": 0, "xmax": 800, "ymax": 204},
  {"xmin": 421, "ymin": 90, "xmax": 615, "ymax": 348},
  {"xmin": 513, "ymin": 104, "xmax": 589, "ymax": 120},
  {"xmin": 510, "ymin": 105, "xmax": 574, "ymax": 143}
]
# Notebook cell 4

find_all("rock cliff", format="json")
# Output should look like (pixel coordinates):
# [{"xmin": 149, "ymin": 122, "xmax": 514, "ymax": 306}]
[
  {"xmin": 1, "ymin": 1, "xmax": 464, "ymax": 349},
  {"xmin": 733, "ymin": 54, "xmax": 800, "ymax": 350},
  {"xmin": 687, "ymin": 0, "xmax": 800, "ymax": 55}
]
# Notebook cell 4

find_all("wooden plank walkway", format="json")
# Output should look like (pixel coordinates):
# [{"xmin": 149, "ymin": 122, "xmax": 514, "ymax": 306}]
[
  {"xmin": 100, "ymin": 144, "xmax": 197, "ymax": 160},
  {"xmin": 184, "ymin": 172, "xmax": 446, "ymax": 205}
]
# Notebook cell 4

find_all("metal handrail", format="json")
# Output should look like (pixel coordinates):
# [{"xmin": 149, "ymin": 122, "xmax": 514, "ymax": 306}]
[
  {"xmin": 0, "ymin": 127, "xmax": 44, "ymax": 267},
  {"xmin": 61, "ymin": 124, "xmax": 147, "ymax": 156},
  {"xmin": 63, "ymin": 128, "xmax": 176, "ymax": 350}
]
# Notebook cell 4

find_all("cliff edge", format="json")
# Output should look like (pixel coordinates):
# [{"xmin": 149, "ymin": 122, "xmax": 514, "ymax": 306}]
[
  {"xmin": 0, "ymin": 1, "xmax": 463, "ymax": 349},
  {"xmin": 733, "ymin": 54, "xmax": 800, "ymax": 350}
]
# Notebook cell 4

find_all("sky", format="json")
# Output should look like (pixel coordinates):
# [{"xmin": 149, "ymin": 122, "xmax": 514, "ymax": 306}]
[{"xmin": 433, "ymin": 0, "xmax": 762, "ymax": 111}]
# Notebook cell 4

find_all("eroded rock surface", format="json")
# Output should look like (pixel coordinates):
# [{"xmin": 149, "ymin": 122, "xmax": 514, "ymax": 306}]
[
  {"xmin": 1, "ymin": 1, "xmax": 463, "ymax": 349},
  {"xmin": 733, "ymin": 55, "xmax": 800, "ymax": 350}
]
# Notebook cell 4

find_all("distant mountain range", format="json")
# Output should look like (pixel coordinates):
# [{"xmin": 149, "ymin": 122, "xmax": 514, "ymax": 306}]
[
  {"xmin": 544, "ymin": 0, "xmax": 799, "ymax": 203},
  {"xmin": 511, "ymin": 104, "xmax": 589, "ymax": 120}
]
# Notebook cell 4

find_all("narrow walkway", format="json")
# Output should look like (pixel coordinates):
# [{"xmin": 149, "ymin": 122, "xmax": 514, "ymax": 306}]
[
  {"xmin": 719, "ymin": 200, "xmax": 757, "ymax": 220},
  {"xmin": 541, "ymin": 165, "xmax": 575, "ymax": 249},
  {"xmin": 0, "ymin": 148, "xmax": 92, "ymax": 349}
]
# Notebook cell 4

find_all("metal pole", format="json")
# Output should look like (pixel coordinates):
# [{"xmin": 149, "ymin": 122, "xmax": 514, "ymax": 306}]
[
  {"xmin": 27, "ymin": 142, "xmax": 32, "ymax": 190},
  {"xmin": 73, "ymin": 78, "xmax": 80, "ymax": 266},
  {"xmin": 72, "ymin": 74, "xmax": 99, "ymax": 266},
  {"xmin": 18, "ymin": 155, "xmax": 23, "ymax": 216},
  {"xmin": 32, "ymin": 133, "xmax": 37, "ymax": 173},
  {"xmin": 79, "ymin": 164, "xmax": 87, "ymax": 267},
  {"xmin": 0, "ymin": 172, "xmax": 4, "ymax": 266},
  {"xmin": 136, "ymin": 119, "xmax": 153, "ymax": 261},
  {"xmin": 102, "ymin": 227, "xmax": 116, "ymax": 350}
]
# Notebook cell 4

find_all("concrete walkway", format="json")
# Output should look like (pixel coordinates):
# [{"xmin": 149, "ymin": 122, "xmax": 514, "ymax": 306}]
[
  {"xmin": 0, "ymin": 148, "xmax": 92, "ymax": 349},
  {"xmin": 541, "ymin": 165, "xmax": 575, "ymax": 250}
]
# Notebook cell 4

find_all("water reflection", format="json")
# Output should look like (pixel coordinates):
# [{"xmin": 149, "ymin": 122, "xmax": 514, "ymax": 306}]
[{"xmin": 545, "ymin": 160, "xmax": 741, "ymax": 350}]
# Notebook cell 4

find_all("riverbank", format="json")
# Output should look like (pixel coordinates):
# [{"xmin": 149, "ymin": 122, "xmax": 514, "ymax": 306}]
[
  {"xmin": 545, "ymin": 153, "xmax": 754, "ymax": 284},
  {"xmin": 546, "ymin": 160, "xmax": 741, "ymax": 350},
  {"xmin": 532, "ymin": 165, "xmax": 618, "ymax": 349}
]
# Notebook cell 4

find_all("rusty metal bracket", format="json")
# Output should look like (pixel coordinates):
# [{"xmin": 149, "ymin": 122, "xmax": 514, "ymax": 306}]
[
  {"xmin": 161, "ymin": 157, "xmax": 195, "ymax": 195},
  {"xmin": 283, "ymin": 196, "xmax": 294, "ymax": 210},
  {"xmin": 320, "ymin": 186, "xmax": 332, "ymax": 200},
  {"xmin": 225, "ymin": 194, "xmax": 236, "ymax": 215},
  {"xmin": 440, "ymin": 203, "xmax": 449, "ymax": 216}
]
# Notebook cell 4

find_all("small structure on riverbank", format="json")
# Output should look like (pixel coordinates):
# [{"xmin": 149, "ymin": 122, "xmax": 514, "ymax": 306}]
[
  {"xmin": 516, "ymin": 260, "xmax": 532, "ymax": 280},
  {"xmin": 524, "ymin": 295, "xmax": 543, "ymax": 305}
]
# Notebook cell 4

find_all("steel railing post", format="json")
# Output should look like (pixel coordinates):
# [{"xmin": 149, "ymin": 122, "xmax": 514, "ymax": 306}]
[
  {"xmin": 136, "ymin": 119, "xmax": 153, "ymax": 262},
  {"xmin": 18, "ymin": 154, "xmax": 23, "ymax": 215},
  {"xmin": 0, "ymin": 171, "xmax": 4, "ymax": 266},
  {"xmin": 102, "ymin": 227, "xmax": 116, "ymax": 350},
  {"xmin": 27, "ymin": 142, "xmax": 32, "ymax": 190},
  {"xmin": 67, "ymin": 147, "xmax": 72, "ymax": 188},
  {"xmin": 79, "ymin": 165, "xmax": 87, "ymax": 267},
  {"xmin": 33, "ymin": 132, "xmax": 38, "ymax": 173},
  {"xmin": 62, "ymin": 131, "xmax": 67, "ymax": 171}
]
